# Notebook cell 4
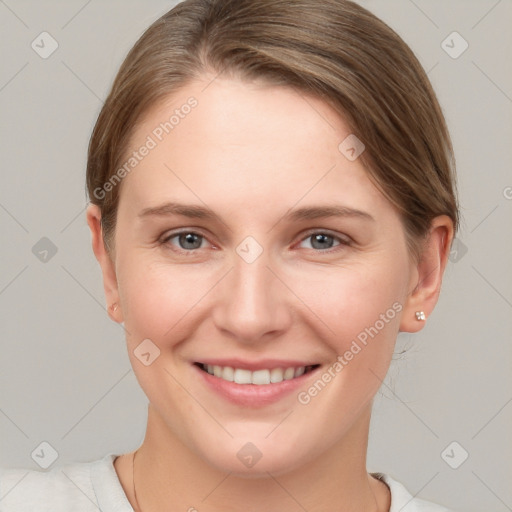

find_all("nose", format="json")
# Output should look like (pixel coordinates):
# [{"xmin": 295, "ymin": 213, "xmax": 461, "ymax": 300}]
[{"xmin": 212, "ymin": 250, "xmax": 293, "ymax": 343}]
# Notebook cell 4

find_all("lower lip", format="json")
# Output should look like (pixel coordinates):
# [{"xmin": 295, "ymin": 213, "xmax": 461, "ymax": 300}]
[{"xmin": 193, "ymin": 364, "xmax": 319, "ymax": 407}]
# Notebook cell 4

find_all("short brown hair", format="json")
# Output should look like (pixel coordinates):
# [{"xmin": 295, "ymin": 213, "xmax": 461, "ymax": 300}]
[{"xmin": 86, "ymin": 0, "xmax": 459, "ymax": 262}]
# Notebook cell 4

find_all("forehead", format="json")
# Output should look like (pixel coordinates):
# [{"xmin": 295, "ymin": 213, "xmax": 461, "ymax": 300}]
[
  {"xmin": 132, "ymin": 76, "xmax": 347, "ymax": 153},
  {"xmin": 118, "ymin": 77, "xmax": 387, "ymax": 217}
]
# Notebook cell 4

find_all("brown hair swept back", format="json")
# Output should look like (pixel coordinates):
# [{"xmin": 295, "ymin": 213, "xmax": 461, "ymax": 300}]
[{"xmin": 86, "ymin": 0, "xmax": 459, "ymax": 262}]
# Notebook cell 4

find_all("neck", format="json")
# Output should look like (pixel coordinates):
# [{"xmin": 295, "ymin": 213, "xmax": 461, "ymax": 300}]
[{"xmin": 122, "ymin": 403, "xmax": 389, "ymax": 512}]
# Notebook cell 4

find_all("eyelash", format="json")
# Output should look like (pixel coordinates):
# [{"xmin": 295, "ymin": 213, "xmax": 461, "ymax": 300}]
[{"xmin": 159, "ymin": 229, "xmax": 353, "ymax": 254}]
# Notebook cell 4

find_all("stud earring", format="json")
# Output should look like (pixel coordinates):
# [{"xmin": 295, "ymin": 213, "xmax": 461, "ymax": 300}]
[
  {"xmin": 415, "ymin": 311, "xmax": 426, "ymax": 321},
  {"xmin": 110, "ymin": 303, "xmax": 118, "ymax": 313}
]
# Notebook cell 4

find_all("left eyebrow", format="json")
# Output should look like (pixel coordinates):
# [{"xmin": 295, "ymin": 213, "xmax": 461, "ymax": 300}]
[{"xmin": 283, "ymin": 205, "xmax": 375, "ymax": 223}]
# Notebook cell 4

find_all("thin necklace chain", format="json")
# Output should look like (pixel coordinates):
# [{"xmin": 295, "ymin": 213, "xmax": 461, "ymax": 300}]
[
  {"xmin": 131, "ymin": 448, "xmax": 382, "ymax": 512},
  {"xmin": 132, "ymin": 449, "xmax": 141, "ymax": 512}
]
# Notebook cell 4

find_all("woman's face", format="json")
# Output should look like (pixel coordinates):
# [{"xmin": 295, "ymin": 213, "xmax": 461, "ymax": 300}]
[{"xmin": 98, "ymin": 77, "xmax": 420, "ymax": 474}]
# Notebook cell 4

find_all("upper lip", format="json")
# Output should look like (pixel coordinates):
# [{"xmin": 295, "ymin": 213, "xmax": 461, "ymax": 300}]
[{"xmin": 194, "ymin": 358, "xmax": 320, "ymax": 371}]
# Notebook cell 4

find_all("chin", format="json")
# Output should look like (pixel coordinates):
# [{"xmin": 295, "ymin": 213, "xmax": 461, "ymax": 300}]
[{"xmin": 196, "ymin": 435, "xmax": 313, "ymax": 477}]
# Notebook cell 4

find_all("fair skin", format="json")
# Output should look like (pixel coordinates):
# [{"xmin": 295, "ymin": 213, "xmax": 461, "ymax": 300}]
[{"xmin": 87, "ymin": 76, "xmax": 453, "ymax": 512}]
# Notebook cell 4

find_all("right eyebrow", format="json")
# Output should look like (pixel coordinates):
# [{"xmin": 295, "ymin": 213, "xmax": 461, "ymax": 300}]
[{"xmin": 138, "ymin": 202, "xmax": 223, "ymax": 222}]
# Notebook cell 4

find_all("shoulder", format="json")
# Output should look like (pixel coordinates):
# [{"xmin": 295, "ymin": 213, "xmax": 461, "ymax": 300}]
[
  {"xmin": 0, "ymin": 453, "xmax": 130, "ymax": 512},
  {"xmin": 372, "ymin": 472, "xmax": 457, "ymax": 512}
]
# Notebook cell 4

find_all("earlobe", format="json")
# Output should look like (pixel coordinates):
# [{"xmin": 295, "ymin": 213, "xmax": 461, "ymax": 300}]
[
  {"xmin": 86, "ymin": 204, "xmax": 123, "ymax": 323},
  {"xmin": 399, "ymin": 215, "xmax": 454, "ymax": 333}
]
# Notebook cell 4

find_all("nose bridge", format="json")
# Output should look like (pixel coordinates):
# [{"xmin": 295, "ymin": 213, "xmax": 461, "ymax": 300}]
[{"xmin": 212, "ymin": 246, "xmax": 291, "ymax": 341}]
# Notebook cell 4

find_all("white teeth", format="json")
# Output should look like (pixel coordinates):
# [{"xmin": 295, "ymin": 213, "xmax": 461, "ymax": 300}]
[
  {"xmin": 202, "ymin": 364, "xmax": 309, "ymax": 385},
  {"xmin": 234, "ymin": 368, "xmax": 252, "ymax": 384},
  {"xmin": 251, "ymin": 369, "xmax": 270, "ymax": 385},
  {"xmin": 221, "ymin": 366, "xmax": 234, "ymax": 382},
  {"xmin": 270, "ymin": 368, "xmax": 284, "ymax": 383},
  {"xmin": 284, "ymin": 367, "xmax": 295, "ymax": 380}
]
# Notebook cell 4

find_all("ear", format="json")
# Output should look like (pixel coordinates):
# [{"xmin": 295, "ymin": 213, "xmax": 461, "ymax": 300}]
[
  {"xmin": 400, "ymin": 215, "xmax": 454, "ymax": 333},
  {"xmin": 86, "ymin": 204, "xmax": 123, "ymax": 323}
]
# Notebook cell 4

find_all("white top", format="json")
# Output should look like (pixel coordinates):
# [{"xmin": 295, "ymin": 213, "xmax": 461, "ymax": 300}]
[{"xmin": 0, "ymin": 453, "xmax": 454, "ymax": 511}]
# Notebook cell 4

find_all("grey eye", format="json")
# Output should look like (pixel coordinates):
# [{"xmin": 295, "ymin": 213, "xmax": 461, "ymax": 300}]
[
  {"xmin": 177, "ymin": 232, "xmax": 204, "ymax": 250},
  {"xmin": 301, "ymin": 233, "xmax": 339, "ymax": 250}
]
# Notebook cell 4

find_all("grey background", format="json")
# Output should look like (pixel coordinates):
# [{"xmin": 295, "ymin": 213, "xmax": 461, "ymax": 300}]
[{"xmin": 0, "ymin": 1, "xmax": 511, "ymax": 511}]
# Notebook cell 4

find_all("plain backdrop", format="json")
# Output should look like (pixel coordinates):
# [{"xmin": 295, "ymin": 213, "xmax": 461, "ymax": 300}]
[{"xmin": 0, "ymin": 1, "xmax": 511, "ymax": 511}]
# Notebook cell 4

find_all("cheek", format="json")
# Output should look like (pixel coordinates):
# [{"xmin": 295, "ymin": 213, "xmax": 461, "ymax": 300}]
[
  {"xmin": 289, "ymin": 263, "xmax": 405, "ymax": 428},
  {"xmin": 117, "ymin": 257, "xmax": 217, "ymax": 343},
  {"xmin": 290, "ymin": 257, "xmax": 406, "ymax": 357}
]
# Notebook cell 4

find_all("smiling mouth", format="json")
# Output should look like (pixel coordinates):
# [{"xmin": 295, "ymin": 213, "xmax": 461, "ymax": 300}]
[{"xmin": 194, "ymin": 362, "xmax": 320, "ymax": 385}]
